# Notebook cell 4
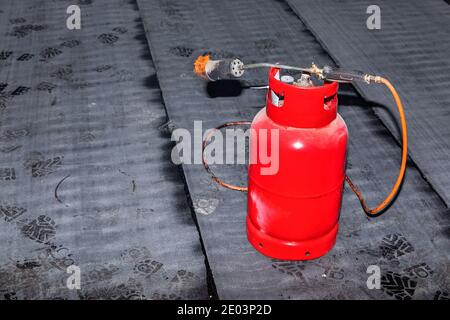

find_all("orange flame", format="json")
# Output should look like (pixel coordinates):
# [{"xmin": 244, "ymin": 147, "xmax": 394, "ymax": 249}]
[{"xmin": 194, "ymin": 54, "xmax": 210, "ymax": 77}]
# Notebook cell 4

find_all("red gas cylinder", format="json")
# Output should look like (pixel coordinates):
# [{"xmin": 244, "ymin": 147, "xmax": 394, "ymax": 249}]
[{"xmin": 247, "ymin": 68, "xmax": 348, "ymax": 260}]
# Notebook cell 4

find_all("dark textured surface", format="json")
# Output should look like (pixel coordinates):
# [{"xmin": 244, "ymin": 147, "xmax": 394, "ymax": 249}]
[
  {"xmin": 0, "ymin": 0, "xmax": 449, "ymax": 300},
  {"xmin": 286, "ymin": 0, "xmax": 450, "ymax": 206},
  {"xmin": 0, "ymin": 0, "xmax": 207, "ymax": 299},
  {"xmin": 137, "ymin": 0, "xmax": 450, "ymax": 299}
]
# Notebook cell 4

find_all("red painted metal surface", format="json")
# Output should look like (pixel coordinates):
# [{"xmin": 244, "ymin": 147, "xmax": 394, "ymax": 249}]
[{"xmin": 247, "ymin": 68, "xmax": 348, "ymax": 260}]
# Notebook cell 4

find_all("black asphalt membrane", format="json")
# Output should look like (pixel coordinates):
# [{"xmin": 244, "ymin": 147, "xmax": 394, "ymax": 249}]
[
  {"xmin": 137, "ymin": 0, "xmax": 450, "ymax": 299},
  {"xmin": 0, "ymin": 0, "xmax": 449, "ymax": 300},
  {"xmin": 0, "ymin": 0, "xmax": 208, "ymax": 299},
  {"xmin": 286, "ymin": 0, "xmax": 450, "ymax": 207}
]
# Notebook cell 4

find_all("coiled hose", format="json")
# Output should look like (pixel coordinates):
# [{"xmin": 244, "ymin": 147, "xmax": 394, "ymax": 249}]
[{"xmin": 345, "ymin": 77, "xmax": 408, "ymax": 216}]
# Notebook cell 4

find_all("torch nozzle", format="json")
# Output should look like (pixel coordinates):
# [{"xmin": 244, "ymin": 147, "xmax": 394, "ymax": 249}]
[{"xmin": 194, "ymin": 55, "xmax": 245, "ymax": 81}]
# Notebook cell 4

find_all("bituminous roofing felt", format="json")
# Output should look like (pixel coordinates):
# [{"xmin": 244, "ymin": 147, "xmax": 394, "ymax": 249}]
[
  {"xmin": 0, "ymin": 0, "xmax": 208, "ymax": 299},
  {"xmin": 0, "ymin": 0, "xmax": 448, "ymax": 300},
  {"xmin": 136, "ymin": 0, "xmax": 450, "ymax": 299}
]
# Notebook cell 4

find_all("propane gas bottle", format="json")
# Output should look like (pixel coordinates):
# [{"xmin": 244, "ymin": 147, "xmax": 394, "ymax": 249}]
[{"xmin": 247, "ymin": 68, "xmax": 348, "ymax": 260}]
